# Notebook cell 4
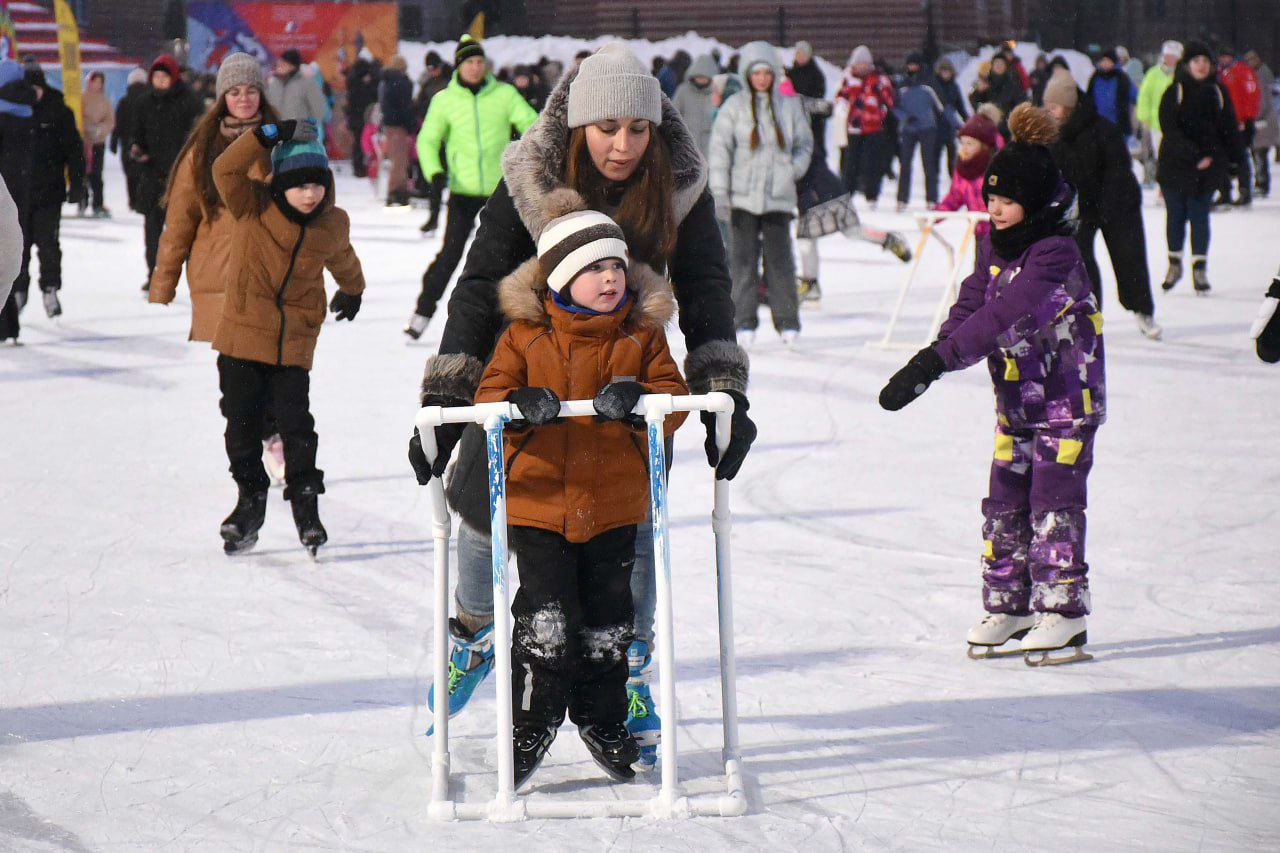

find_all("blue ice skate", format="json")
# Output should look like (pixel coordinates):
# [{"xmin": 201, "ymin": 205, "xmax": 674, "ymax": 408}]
[
  {"xmin": 625, "ymin": 640, "xmax": 660, "ymax": 766},
  {"xmin": 426, "ymin": 618, "xmax": 494, "ymax": 735}
]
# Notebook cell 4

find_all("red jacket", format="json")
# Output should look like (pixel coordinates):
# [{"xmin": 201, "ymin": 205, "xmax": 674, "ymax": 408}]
[
  {"xmin": 837, "ymin": 70, "xmax": 894, "ymax": 135},
  {"xmin": 1220, "ymin": 61, "xmax": 1260, "ymax": 122}
]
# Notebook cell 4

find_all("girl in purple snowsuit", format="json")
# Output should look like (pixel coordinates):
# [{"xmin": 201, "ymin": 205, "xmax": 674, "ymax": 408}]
[{"xmin": 879, "ymin": 104, "xmax": 1105, "ymax": 664}]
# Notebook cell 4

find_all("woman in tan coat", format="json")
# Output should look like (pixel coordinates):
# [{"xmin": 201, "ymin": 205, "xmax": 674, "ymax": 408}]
[
  {"xmin": 472, "ymin": 198, "xmax": 686, "ymax": 789},
  {"xmin": 80, "ymin": 71, "xmax": 114, "ymax": 217},
  {"xmin": 149, "ymin": 53, "xmax": 278, "ymax": 342}
]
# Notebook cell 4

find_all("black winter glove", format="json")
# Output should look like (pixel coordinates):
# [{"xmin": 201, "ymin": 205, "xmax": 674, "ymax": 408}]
[
  {"xmin": 593, "ymin": 381, "xmax": 646, "ymax": 426},
  {"xmin": 329, "ymin": 290, "xmax": 361, "ymax": 321},
  {"xmin": 701, "ymin": 389, "xmax": 757, "ymax": 481},
  {"xmin": 879, "ymin": 346, "xmax": 946, "ymax": 411},
  {"xmin": 1253, "ymin": 277, "xmax": 1280, "ymax": 364},
  {"xmin": 429, "ymin": 172, "xmax": 447, "ymax": 197},
  {"xmin": 408, "ymin": 393, "xmax": 468, "ymax": 484},
  {"xmin": 254, "ymin": 119, "xmax": 319, "ymax": 148},
  {"xmin": 508, "ymin": 387, "xmax": 561, "ymax": 426}
]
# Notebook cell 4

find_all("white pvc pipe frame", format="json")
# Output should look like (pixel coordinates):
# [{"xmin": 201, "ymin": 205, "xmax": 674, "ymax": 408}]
[
  {"xmin": 415, "ymin": 392, "xmax": 747, "ymax": 821},
  {"xmin": 868, "ymin": 211, "xmax": 990, "ymax": 351}
]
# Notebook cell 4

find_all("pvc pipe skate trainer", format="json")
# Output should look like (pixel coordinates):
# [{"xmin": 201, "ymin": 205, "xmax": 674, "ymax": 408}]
[
  {"xmin": 415, "ymin": 393, "xmax": 747, "ymax": 821},
  {"xmin": 869, "ymin": 211, "xmax": 989, "ymax": 351}
]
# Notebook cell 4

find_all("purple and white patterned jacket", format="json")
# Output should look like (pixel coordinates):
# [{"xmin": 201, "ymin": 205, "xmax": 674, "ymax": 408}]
[{"xmin": 933, "ymin": 233, "xmax": 1106, "ymax": 430}]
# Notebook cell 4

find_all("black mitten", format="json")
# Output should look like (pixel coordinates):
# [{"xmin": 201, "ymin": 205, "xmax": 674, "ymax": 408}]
[
  {"xmin": 329, "ymin": 291, "xmax": 361, "ymax": 321},
  {"xmin": 408, "ymin": 393, "xmax": 468, "ymax": 483},
  {"xmin": 508, "ymin": 387, "xmax": 561, "ymax": 426},
  {"xmin": 701, "ymin": 390, "xmax": 757, "ymax": 481},
  {"xmin": 593, "ymin": 381, "xmax": 645, "ymax": 425},
  {"xmin": 879, "ymin": 346, "xmax": 946, "ymax": 411}
]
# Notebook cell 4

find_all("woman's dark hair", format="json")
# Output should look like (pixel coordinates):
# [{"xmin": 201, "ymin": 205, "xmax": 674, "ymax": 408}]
[
  {"xmin": 565, "ymin": 124, "xmax": 678, "ymax": 268},
  {"xmin": 164, "ymin": 86, "xmax": 279, "ymax": 217},
  {"xmin": 747, "ymin": 78, "xmax": 786, "ymax": 151}
]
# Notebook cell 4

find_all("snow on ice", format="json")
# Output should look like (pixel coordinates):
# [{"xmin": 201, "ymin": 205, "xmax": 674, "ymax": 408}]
[{"xmin": 2, "ymin": 141, "xmax": 1279, "ymax": 849}]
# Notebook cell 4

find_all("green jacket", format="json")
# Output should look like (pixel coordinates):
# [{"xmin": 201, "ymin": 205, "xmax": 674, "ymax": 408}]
[
  {"xmin": 416, "ymin": 74, "xmax": 538, "ymax": 197},
  {"xmin": 1136, "ymin": 64, "xmax": 1176, "ymax": 132}
]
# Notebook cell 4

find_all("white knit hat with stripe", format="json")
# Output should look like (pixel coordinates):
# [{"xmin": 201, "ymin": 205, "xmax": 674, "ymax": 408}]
[{"xmin": 537, "ymin": 209, "xmax": 629, "ymax": 294}]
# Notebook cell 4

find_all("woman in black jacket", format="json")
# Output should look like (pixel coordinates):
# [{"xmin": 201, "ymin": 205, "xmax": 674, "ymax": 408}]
[
  {"xmin": 0, "ymin": 58, "xmax": 35, "ymax": 342},
  {"xmin": 1044, "ymin": 77, "xmax": 1160, "ymax": 339},
  {"xmin": 133, "ymin": 55, "xmax": 205, "ymax": 292},
  {"xmin": 1156, "ymin": 41, "xmax": 1238, "ymax": 294},
  {"xmin": 407, "ymin": 44, "xmax": 756, "ymax": 763}
]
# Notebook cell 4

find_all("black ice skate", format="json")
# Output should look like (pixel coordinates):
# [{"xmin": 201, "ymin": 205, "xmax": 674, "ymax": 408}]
[
  {"xmin": 1191, "ymin": 256, "xmax": 1211, "ymax": 296},
  {"xmin": 289, "ymin": 492, "xmax": 328, "ymax": 557},
  {"xmin": 578, "ymin": 723, "xmax": 640, "ymax": 782},
  {"xmin": 513, "ymin": 724, "xmax": 557, "ymax": 791},
  {"xmin": 1162, "ymin": 254, "xmax": 1183, "ymax": 291},
  {"xmin": 220, "ymin": 486, "xmax": 267, "ymax": 555}
]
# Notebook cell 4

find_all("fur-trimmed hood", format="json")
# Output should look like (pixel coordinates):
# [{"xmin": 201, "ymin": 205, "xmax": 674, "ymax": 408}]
[
  {"xmin": 501, "ymin": 51, "xmax": 708, "ymax": 241},
  {"xmin": 497, "ymin": 254, "xmax": 676, "ymax": 333}
]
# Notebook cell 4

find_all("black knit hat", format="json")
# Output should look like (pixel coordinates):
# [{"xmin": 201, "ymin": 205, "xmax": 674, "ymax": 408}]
[
  {"xmin": 455, "ymin": 35, "xmax": 484, "ymax": 65},
  {"xmin": 279, "ymin": 49, "xmax": 303, "ymax": 69},
  {"xmin": 1183, "ymin": 41, "xmax": 1213, "ymax": 64},
  {"xmin": 983, "ymin": 143, "xmax": 1061, "ymax": 214}
]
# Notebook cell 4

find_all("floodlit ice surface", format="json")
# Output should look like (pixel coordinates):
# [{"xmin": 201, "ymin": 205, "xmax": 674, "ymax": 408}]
[{"xmin": 2, "ymin": 153, "xmax": 1278, "ymax": 851}]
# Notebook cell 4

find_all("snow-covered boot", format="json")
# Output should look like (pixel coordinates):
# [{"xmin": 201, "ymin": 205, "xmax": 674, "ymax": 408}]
[
  {"xmin": 513, "ymin": 724, "xmax": 557, "ymax": 791},
  {"xmin": 1191, "ymin": 256, "xmax": 1211, "ymax": 295},
  {"xmin": 882, "ymin": 232, "xmax": 912, "ymax": 262},
  {"xmin": 625, "ymin": 640, "xmax": 660, "ymax": 766},
  {"xmin": 220, "ymin": 485, "xmax": 267, "ymax": 555},
  {"xmin": 579, "ymin": 722, "xmax": 640, "ymax": 781},
  {"xmin": 263, "ymin": 434, "xmax": 286, "ymax": 486},
  {"xmin": 404, "ymin": 313, "xmax": 430, "ymax": 341},
  {"xmin": 426, "ymin": 617, "xmax": 495, "ymax": 734},
  {"xmin": 42, "ymin": 289, "xmax": 61, "ymax": 318},
  {"xmin": 966, "ymin": 613, "xmax": 1037, "ymax": 659},
  {"xmin": 289, "ymin": 491, "xmax": 327, "ymax": 557},
  {"xmin": 1022, "ymin": 613, "xmax": 1092, "ymax": 666},
  {"xmin": 1162, "ymin": 254, "xmax": 1183, "ymax": 291}
]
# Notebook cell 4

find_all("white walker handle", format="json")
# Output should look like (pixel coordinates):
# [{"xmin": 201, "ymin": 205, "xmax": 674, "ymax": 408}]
[{"xmin": 417, "ymin": 391, "xmax": 743, "ymax": 820}]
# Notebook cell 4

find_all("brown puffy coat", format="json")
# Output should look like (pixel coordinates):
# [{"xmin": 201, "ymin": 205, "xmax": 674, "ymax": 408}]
[
  {"xmin": 474, "ymin": 258, "xmax": 689, "ymax": 543},
  {"xmin": 80, "ymin": 87, "xmax": 114, "ymax": 146},
  {"xmin": 149, "ymin": 138, "xmax": 270, "ymax": 341},
  {"xmin": 210, "ymin": 131, "xmax": 364, "ymax": 369}
]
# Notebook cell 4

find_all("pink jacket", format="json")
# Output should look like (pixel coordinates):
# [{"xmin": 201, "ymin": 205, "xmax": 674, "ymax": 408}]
[{"xmin": 936, "ymin": 170, "xmax": 990, "ymax": 237}]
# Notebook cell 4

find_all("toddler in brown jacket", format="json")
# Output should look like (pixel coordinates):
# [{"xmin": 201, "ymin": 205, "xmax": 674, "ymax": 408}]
[
  {"xmin": 472, "ymin": 196, "xmax": 687, "ymax": 789},
  {"xmin": 212, "ymin": 120, "xmax": 365, "ymax": 558}
]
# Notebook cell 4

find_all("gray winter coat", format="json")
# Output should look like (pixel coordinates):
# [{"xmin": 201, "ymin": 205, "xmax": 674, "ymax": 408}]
[
  {"xmin": 708, "ymin": 42, "xmax": 813, "ymax": 216},
  {"xmin": 0, "ymin": 174, "xmax": 18, "ymax": 306},
  {"xmin": 266, "ymin": 71, "xmax": 328, "ymax": 125},
  {"xmin": 673, "ymin": 54, "xmax": 719, "ymax": 158},
  {"xmin": 1253, "ymin": 63, "xmax": 1278, "ymax": 150}
]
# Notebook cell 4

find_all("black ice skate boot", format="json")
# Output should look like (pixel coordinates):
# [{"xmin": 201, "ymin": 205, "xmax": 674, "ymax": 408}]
[
  {"xmin": 579, "ymin": 722, "xmax": 640, "ymax": 781},
  {"xmin": 221, "ymin": 485, "xmax": 267, "ymax": 555},
  {"xmin": 289, "ymin": 487, "xmax": 328, "ymax": 557},
  {"xmin": 513, "ymin": 724, "xmax": 557, "ymax": 791},
  {"xmin": 882, "ymin": 232, "xmax": 913, "ymax": 262},
  {"xmin": 1161, "ymin": 253, "xmax": 1183, "ymax": 291},
  {"xmin": 1191, "ymin": 255, "xmax": 1211, "ymax": 296}
]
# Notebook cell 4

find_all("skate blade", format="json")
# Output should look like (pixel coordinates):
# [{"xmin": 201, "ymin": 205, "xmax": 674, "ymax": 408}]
[
  {"xmin": 1024, "ymin": 647, "xmax": 1094, "ymax": 667},
  {"xmin": 967, "ymin": 642, "xmax": 1026, "ymax": 660},
  {"xmin": 222, "ymin": 533, "xmax": 258, "ymax": 556},
  {"xmin": 588, "ymin": 752, "xmax": 637, "ymax": 782}
]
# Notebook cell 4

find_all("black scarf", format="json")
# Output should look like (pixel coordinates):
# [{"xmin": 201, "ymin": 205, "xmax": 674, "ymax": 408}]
[{"xmin": 990, "ymin": 184, "xmax": 1077, "ymax": 261}]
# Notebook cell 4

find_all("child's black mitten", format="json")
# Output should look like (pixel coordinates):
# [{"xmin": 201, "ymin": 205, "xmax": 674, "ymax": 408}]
[
  {"xmin": 329, "ymin": 291, "xmax": 361, "ymax": 321},
  {"xmin": 879, "ymin": 347, "xmax": 946, "ymax": 411},
  {"xmin": 508, "ymin": 387, "xmax": 561, "ymax": 426},
  {"xmin": 593, "ymin": 381, "xmax": 646, "ymax": 426},
  {"xmin": 1252, "ymin": 276, "xmax": 1280, "ymax": 364}
]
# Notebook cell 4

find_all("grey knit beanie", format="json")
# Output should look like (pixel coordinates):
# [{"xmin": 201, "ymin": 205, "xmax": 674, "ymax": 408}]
[
  {"xmin": 217, "ymin": 52, "xmax": 264, "ymax": 100},
  {"xmin": 567, "ymin": 43, "xmax": 663, "ymax": 128}
]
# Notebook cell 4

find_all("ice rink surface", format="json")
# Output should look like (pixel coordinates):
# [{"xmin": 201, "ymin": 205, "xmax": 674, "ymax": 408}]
[{"xmin": 2, "ymin": 158, "xmax": 1278, "ymax": 851}]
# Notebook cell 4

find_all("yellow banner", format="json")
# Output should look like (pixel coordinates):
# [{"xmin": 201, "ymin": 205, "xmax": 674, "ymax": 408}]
[
  {"xmin": 468, "ymin": 12, "xmax": 484, "ymax": 41},
  {"xmin": 54, "ymin": 0, "xmax": 82, "ymax": 130}
]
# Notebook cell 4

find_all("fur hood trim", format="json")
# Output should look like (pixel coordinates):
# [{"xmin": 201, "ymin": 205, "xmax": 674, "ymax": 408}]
[
  {"xmin": 498, "ymin": 256, "xmax": 675, "ymax": 333},
  {"xmin": 420, "ymin": 352, "xmax": 486, "ymax": 404},
  {"xmin": 501, "ymin": 56, "xmax": 708, "ymax": 241},
  {"xmin": 683, "ymin": 339, "xmax": 750, "ymax": 395}
]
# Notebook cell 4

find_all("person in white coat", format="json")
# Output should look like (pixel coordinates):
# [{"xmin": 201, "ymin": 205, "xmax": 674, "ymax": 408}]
[{"xmin": 709, "ymin": 40, "xmax": 813, "ymax": 346}]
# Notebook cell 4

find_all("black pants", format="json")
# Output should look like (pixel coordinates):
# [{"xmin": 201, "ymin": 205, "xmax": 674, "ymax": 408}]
[
  {"xmin": 510, "ymin": 524, "xmax": 636, "ymax": 728},
  {"xmin": 15, "ymin": 199, "xmax": 63, "ymax": 294},
  {"xmin": 897, "ymin": 128, "xmax": 941, "ymax": 205},
  {"xmin": 122, "ymin": 153, "xmax": 141, "ymax": 212},
  {"xmin": 1075, "ymin": 214, "xmax": 1154, "ymax": 316},
  {"xmin": 1253, "ymin": 147, "xmax": 1271, "ymax": 195},
  {"xmin": 1227, "ymin": 121, "xmax": 1255, "ymax": 201},
  {"xmin": 217, "ymin": 354, "xmax": 323, "ymax": 498},
  {"xmin": 86, "ymin": 143, "xmax": 106, "ymax": 211},
  {"xmin": 940, "ymin": 130, "xmax": 957, "ymax": 176},
  {"xmin": 348, "ymin": 118, "xmax": 367, "ymax": 177},
  {"xmin": 144, "ymin": 206, "xmax": 166, "ymax": 277},
  {"xmin": 840, "ymin": 132, "xmax": 887, "ymax": 202},
  {"xmin": 415, "ymin": 193, "xmax": 487, "ymax": 318}
]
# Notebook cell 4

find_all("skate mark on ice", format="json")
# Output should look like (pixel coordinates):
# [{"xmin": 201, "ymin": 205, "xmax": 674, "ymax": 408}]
[{"xmin": 0, "ymin": 790, "xmax": 93, "ymax": 852}]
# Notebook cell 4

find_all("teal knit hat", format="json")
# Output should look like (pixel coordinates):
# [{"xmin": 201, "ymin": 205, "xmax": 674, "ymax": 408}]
[{"xmin": 271, "ymin": 139, "xmax": 330, "ymax": 189}]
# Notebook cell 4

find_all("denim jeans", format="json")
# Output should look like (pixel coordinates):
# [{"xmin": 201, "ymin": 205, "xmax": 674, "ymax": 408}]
[
  {"xmin": 454, "ymin": 511, "xmax": 658, "ymax": 647},
  {"xmin": 1161, "ymin": 185, "xmax": 1213, "ymax": 256}
]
